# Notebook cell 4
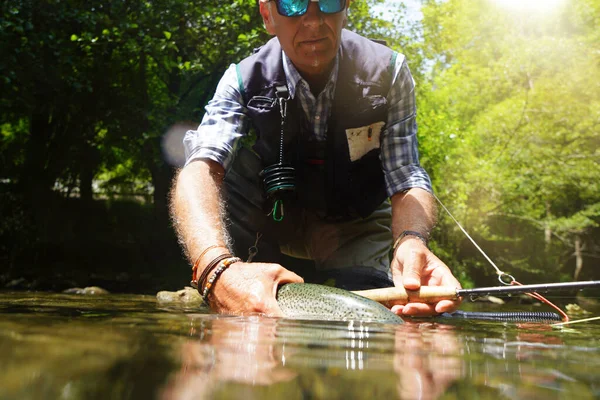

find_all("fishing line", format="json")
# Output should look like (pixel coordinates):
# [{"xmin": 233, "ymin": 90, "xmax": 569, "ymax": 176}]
[
  {"xmin": 510, "ymin": 280, "xmax": 569, "ymax": 321},
  {"xmin": 552, "ymin": 316, "xmax": 600, "ymax": 328},
  {"xmin": 433, "ymin": 194, "xmax": 513, "ymax": 284},
  {"xmin": 433, "ymin": 193, "xmax": 569, "ymax": 322}
]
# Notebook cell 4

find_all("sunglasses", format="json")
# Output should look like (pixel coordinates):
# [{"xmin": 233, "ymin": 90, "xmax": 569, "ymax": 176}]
[{"xmin": 265, "ymin": 0, "xmax": 347, "ymax": 17}]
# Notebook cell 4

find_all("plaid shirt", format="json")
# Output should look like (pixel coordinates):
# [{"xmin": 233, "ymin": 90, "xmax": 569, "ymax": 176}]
[{"xmin": 183, "ymin": 48, "xmax": 432, "ymax": 196}]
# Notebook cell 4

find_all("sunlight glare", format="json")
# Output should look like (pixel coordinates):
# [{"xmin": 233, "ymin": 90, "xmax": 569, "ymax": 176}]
[{"xmin": 490, "ymin": 0, "xmax": 565, "ymax": 12}]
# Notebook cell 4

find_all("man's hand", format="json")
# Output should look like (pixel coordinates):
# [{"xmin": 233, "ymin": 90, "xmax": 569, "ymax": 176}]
[
  {"xmin": 207, "ymin": 261, "xmax": 304, "ymax": 316},
  {"xmin": 390, "ymin": 237, "xmax": 461, "ymax": 316}
]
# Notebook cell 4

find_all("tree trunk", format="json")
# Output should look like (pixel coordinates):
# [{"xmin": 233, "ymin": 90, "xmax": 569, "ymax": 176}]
[
  {"xmin": 21, "ymin": 109, "xmax": 54, "ymax": 199},
  {"xmin": 79, "ymin": 139, "xmax": 100, "ymax": 204},
  {"xmin": 144, "ymin": 138, "xmax": 173, "ymax": 224},
  {"xmin": 544, "ymin": 201, "xmax": 552, "ymax": 250},
  {"xmin": 79, "ymin": 157, "xmax": 94, "ymax": 204},
  {"xmin": 574, "ymin": 235, "xmax": 583, "ymax": 281}
]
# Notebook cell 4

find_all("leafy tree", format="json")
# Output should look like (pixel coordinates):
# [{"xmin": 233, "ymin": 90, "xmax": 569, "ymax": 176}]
[
  {"xmin": 419, "ymin": 0, "xmax": 600, "ymax": 283},
  {"xmin": 1, "ymin": 0, "xmax": 266, "ymax": 209}
]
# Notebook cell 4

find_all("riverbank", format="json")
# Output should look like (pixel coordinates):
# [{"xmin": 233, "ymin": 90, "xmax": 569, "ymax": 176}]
[{"xmin": 0, "ymin": 191, "xmax": 188, "ymax": 294}]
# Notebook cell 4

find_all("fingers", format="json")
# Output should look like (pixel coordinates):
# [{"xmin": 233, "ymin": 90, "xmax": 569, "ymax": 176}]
[
  {"xmin": 439, "ymin": 269, "xmax": 462, "ymax": 289},
  {"xmin": 269, "ymin": 264, "xmax": 303, "ymax": 297},
  {"xmin": 435, "ymin": 299, "xmax": 460, "ymax": 314},
  {"xmin": 392, "ymin": 303, "xmax": 437, "ymax": 316},
  {"xmin": 210, "ymin": 262, "xmax": 301, "ymax": 317},
  {"xmin": 392, "ymin": 240, "xmax": 464, "ymax": 318},
  {"xmin": 265, "ymin": 267, "xmax": 304, "ymax": 317},
  {"xmin": 428, "ymin": 253, "xmax": 461, "ymax": 289},
  {"xmin": 391, "ymin": 300, "xmax": 460, "ymax": 317}
]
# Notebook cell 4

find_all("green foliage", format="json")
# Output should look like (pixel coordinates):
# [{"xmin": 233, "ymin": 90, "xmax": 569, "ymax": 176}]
[
  {"xmin": 1, "ymin": 0, "xmax": 598, "ymax": 287},
  {"xmin": 0, "ymin": 0, "xmax": 266, "ymax": 196},
  {"xmin": 347, "ymin": 0, "xmax": 425, "ymax": 80},
  {"xmin": 420, "ymin": 0, "xmax": 600, "ymax": 282}
]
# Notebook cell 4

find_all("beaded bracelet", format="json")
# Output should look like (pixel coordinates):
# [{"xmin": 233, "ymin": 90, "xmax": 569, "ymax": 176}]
[
  {"xmin": 192, "ymin": 253, "xmax": 232, "ymax": 289},
  {"xmin": 201, "ymin": 257, "xmax": 242, "ymax": 303}
]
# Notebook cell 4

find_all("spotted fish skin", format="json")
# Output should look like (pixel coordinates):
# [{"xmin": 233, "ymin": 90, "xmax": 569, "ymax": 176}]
[{"xmin": 276, "ymin": 283, "xmax": 404, "ymax": 324}]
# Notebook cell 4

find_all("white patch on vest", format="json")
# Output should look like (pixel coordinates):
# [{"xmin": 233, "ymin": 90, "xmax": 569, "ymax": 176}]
[{"xmin": 345, "ymin": 122, "xmax": 385, "ymax": 162}]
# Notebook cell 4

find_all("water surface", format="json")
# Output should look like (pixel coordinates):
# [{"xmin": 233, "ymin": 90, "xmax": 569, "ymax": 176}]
[{"xmin": 0, "ymin": 291, "xmax": 598, "ymax": 399}]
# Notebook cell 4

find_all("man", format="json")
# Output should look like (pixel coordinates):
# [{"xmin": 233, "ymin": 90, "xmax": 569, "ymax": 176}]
[{"xmin": 170, "ymin": 0, "xmax": 461, "ymax": 316}]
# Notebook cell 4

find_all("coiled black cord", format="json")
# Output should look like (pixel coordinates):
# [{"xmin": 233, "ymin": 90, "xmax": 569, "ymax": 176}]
[
  {"xmin": 262, "ymin": 164, "xmax": 296, "ymax": 196},
  {"xmin": 441, "ymin": 310, "xmax": 562, "ymax": 322}
]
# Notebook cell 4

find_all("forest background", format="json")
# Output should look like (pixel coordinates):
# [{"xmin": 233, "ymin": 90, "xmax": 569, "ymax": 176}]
[{"xmin": 1, "ymin": 0, "xmax": 598, "ymax": 293}]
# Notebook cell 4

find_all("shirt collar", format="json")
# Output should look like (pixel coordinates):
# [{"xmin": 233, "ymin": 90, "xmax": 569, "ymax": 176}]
[{"xmin": 281, "ymin": 50, "xmax": 340, "ymax": 99}]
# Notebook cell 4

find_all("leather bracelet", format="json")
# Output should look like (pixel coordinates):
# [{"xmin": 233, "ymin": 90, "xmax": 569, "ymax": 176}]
[
  {"xmin": 191, "ymin": 245, "xmax": 228, "ymax": 281},
  {"xmin": 192, "ymin": 253, "xmax": 232, "ymax": 290},
  {"xmin": 201, "ymin": 257, "xmax": 242, "ymax": 303},
  {"xmin": 393, "ymin": 230, "xmax": 428, "ymax": 252}
]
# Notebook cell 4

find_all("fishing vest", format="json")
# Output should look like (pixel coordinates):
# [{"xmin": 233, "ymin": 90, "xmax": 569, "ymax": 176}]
[{"xmin": 237, "ymin": 29, "xmax": 397, "ymax": 219}]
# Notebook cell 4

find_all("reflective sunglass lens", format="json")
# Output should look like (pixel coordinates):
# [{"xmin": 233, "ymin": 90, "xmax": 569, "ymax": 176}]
[
  {"xmin": 275, "ymin": 0, "xmax": 345, "ymax": 17},
  {"xmin": 320, "ymin": 0, "xmax": 345, "ymax": 14},
  {"xmin": 278, "ymin": 0, "xmax": 308, "ymax": 17}
]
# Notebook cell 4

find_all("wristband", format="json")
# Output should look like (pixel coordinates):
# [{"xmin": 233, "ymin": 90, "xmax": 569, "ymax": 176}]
[
  {"xmin": 192, "ymin": 253, "xmax": 232, "ymax": 289},
  {"xmin": 191, "ymin": 245, "xmax": 228, "ymax": 284},
  {"xmin": 393, "ymin": 230, "xmax": 428, "ymax": 252},
  {"xmin": 201, "ymin": 257, "xmax": 242, "ymax": 303}
]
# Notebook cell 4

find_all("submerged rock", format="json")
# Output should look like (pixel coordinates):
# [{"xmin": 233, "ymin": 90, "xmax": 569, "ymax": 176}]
[
  {"xmin": 156, "ymin": 287, "xmax": 203, "ymax": 306},
  {"xmin": 566, "ymin": 303, "xmax": 593, "ymax": 316},
  {"xmin": 63, "ymin": 286, "xmax": 110, "ymax": 295}
]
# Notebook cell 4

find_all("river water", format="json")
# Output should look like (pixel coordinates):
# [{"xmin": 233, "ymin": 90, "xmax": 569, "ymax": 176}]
[{"xmin": 0, "ymin": 291, "xmax": 598, "ymax": 400}]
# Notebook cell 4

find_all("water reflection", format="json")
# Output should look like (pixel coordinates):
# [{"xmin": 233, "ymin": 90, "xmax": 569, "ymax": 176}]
[
  {"xmin": 393, "ymin": 323, "xmax": 461, "ymax": 399},
  {"xmin": 0, "ymin": 292, "xmax": 598, "ymax": 399},
  {"xmin": 162, "ymin": 317, "xmax": 462, "ymax": 400}
]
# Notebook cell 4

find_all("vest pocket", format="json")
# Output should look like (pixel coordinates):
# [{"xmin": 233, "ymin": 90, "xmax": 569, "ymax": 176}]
[
  {"xmin": 345, "ymin": 121, "xmax": 385, "ymax": 162},
  {"xmin": 247, "ymin": 96, "xmax": 281, "ymax": 165}
]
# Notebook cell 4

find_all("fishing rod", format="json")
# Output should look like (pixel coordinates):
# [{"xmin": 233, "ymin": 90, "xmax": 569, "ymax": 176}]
[{"xmin": 352, "ymin": 280, "xmax": 600, "ymax": 305}]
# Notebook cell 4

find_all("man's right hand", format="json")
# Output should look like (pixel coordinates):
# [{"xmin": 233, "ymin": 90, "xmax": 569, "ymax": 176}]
[{"xmin": 207, "ymin": 261, "xmax": 304, "ymax": 316}]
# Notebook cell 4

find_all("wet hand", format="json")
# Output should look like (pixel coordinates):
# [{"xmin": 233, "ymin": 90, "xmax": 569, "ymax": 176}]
[
  {"xmin": 207, "ymin": 261, "xmax": 304, "ymax": 317},
  {"xmin": 390, "ymin": 238, "xmax": 461, "ymax": 316}
]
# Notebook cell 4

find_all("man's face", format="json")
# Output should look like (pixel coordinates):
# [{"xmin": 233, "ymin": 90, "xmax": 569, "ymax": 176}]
[{"xmin": 260, "ymin": 0, "xmax": 348, "ymax": 79}]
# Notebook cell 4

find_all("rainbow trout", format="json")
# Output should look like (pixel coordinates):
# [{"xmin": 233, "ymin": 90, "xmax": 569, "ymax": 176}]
[{"xmin": 277, "ymin": 283, "xmax": 404, "ymax": 324}]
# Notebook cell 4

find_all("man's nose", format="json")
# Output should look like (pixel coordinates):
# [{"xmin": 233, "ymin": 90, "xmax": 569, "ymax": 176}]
[{"xmin": 302, "ymin": 1, "xmax": 324, "ymax": 27}]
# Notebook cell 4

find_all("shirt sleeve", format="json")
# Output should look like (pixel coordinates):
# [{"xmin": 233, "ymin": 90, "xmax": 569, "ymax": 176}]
[
  {"xmin": 183, "ymin": 64, "xmax": 248, "ymax": 171},
  {"xmin": 380, "ymin": 55, "xmax": 433, "ymax": 196}
]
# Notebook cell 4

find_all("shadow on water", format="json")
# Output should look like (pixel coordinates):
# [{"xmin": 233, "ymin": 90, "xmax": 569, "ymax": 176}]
[{"xmin": 0, "ymin": 291, "xmax": 599, "ymax": 400}]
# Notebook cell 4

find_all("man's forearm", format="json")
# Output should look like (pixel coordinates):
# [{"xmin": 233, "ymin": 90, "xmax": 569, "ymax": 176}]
[
  {"xmin": 390, "ymin": 188, "xmax": 437, "ymax": 241},
  {"xmin": 170, "ymin": 160, "xmax": 230, "ymax": 265}
]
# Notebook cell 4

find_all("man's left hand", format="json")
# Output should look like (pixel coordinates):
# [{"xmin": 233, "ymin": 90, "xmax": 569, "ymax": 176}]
[{"xmin": 390, "ymin": 237, "xmax": 461, "ymax": 316}]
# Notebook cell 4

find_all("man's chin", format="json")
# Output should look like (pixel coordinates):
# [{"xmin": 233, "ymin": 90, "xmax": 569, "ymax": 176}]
[{"xmin": 298, "ymin": 56, "xmax": 335, "ymax": 74}]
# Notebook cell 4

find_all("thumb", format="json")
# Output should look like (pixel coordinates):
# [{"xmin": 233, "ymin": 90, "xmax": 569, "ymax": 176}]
[
  {"xmin": 267, "ymin": 268, "xmax": 304, "ymax": 317},
  {"xmin": 401, "ymin": 249, "xmax": 423, "ymax": 290},
  {"xmin": 278, "ymin": 269, "xmax": 305, "ymax": 285}
]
